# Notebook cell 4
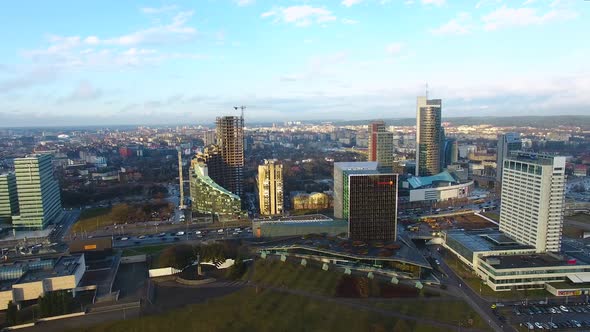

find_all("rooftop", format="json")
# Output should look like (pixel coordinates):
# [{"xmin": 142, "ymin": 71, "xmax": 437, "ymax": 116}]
[
  {"xmin": 334, "ymin": 161, "xmax": 379, "ymax": 171},
  {"xmin": 445, "ymin": 229, "xmax": 534, "ymax": 253},
  {"xmin": 254, "ymin": 214, "xmax": 333, "ymax": 223},
  {"xmin": 407, "ymin": 171, "xmax": 457, "ymax": 189},
  {"xmin": 507, "ymin": 151, "xmax": 565, "ymax": 166},
  {"xmin": 483, "ymin": 253, "xmax": 590, "ymax": 270}
]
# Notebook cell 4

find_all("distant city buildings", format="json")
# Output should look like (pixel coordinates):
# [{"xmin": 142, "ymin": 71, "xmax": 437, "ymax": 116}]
[
  {"xmin": 368, "ymin": 121, "xmax": 394, "ymax": 170},
  {"xmin": 216, "ymin": 116, "xmax": 244, "ymax": 197},
  {"xmin": 333, "ymin": 162, "xmax": 397, "ymax": 241},
  {"xmin": 499, "ymin": 151, "xmax": 566, "ymax": 253},
  {"xmin": 416, "ymin": 96, "xmax": 442, "ymax": 177},
  {"xmin": 496, "ymin": 132, "xmax": 522, "ymax": 183},
  {"xmin": 257, "ymin": 160, "xmax": 284, "ymax": 216},
  {"xmin": 10, "ymin": 155, "xmax": 62, "ymax": 229}
]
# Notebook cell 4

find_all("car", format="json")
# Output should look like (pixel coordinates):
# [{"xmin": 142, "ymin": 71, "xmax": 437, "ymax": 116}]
[
  {"xmin": 173, "ymin": 237, "xmax": 180, "ymax": 241},
  {"xmin": 121, "ymin": 237, "xmax": 129, "ymax": 241},
  {"xmin": 548, "ymin": 322, "xmax": 558, "ymax": 329},
  {"xmin": 176, "ymin": 231, "xmax": 185, "ymax": 236},
  {"xmin": 559, "ymin": 305, "xmax": 568, "ymax": 312},
  {"xmin": 158, "ymin": 232, "xmax": 166, "ymax": 237},
  {"xmin": 195, "ymin": 231, "xmax": 202, "ymax": 235},
  {"xmin": 572, "ymin": 320, "xmax": 582, "ymax": 328},
  {"xmin": 138, "ymin": 235, "xmax": 146, "ymax": 239},
  {"xmin": 435, "ymin": 259, "xmax": 440, "ymax": 265},
  {"xmin": 218, "ymin": 229, "xmax": 224, "ymax": 234},
  {"xmin": 513, "ymin": 308, "xmax": 521, "ymax": 315},
  {"xmin": 525, "ymin": 322, "xmax": 534, "ymax": 330},
  {"xmin": 573, "ymin": 306, "xmax": 583, "ymax": 313},
  {"xmin": 534, "ymin": 322, "xmax": 543, "ymax": 329}
]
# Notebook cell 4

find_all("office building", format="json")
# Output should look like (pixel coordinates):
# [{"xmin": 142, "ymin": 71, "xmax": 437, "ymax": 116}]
[
  {"xmin": 404, "ymin": 171, "xmax": 473, "ymax": 203},
  {"xmin": 368, "ymin": 121, "xmax": 394, "ymax": 170},
  {"xmin": 496, "ymin": 133, "xmax": 522, "ymax": 182},
  {"xmin": 189, "ymin": 159, "xmax": 241, "ymax": 216},
  {"xmin": 203, "ymin": 130, "xmax": 216, "ymax": 146},
  {"xmin": 416, "ymin": 96, "xmax": 442, "ymax": 177},
  {"xmin": 0, "ymin": 173, "xmax": 19, "ymax": 223},
  {"xmin": 216, "ymin": 116, "xmax": 244, "ymax": 197},
  {"xmin": 257, "ymin": 160, "xmax": 284, "ymax": 216},
  {"xmin": 441, "ymin": 138, "xmax": 458, "ymax": 169},
  {"xmin": 12, "ymin": 155, "xmax": 62, "ymax": 229},
  {"xmin": 499, "ymin": 151, "xmax": 566, "ymax": 253},
  {"xmin": 333, "ymin": 162, "xmax": 397, "ymax": 241}
]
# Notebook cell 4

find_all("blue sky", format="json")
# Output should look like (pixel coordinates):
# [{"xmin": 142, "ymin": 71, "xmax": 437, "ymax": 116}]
[{"xmin": 0, "ymin": 0, "xmax": 588, "ymax": 126}]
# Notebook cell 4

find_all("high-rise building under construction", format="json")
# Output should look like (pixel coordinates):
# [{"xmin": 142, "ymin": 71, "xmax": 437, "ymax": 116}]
[{"xmin": 216, "ymin": 115, "xmax": 244, "ymax": 197}]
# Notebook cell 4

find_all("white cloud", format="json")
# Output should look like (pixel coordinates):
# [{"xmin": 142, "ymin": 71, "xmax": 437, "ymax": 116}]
[
  {"xmin": 235, "ymin": 0, "xmax": 255, "ymax": 6},
  {"xmin": 385, "ymin": 43, "xmax": 403, "ymax": 56},
  {"xmin": 483, "ymin": 6, "xmax": 577, "ymax": 30},
  {"xmin": 261, "ymin": 6, "xmax": 336, "ymax": 27},
  {"xmin": 421, "ymin": 0, "xmax": 445, "ymax": 6},
  {"xmin": 341, "ymin": 18, "xmax": 359, "ymax": 24},
  {"xmin": 141, "ymin": 5, "xmax": 178, "ymax": 14},
  {"xmin": 0, "ymin": 67, "xmax": 58, "ymax": 93},
  {"xmin": 475, "ymin": 0, "xmax": 502, "ymax": 9},
  {"xmin": 342, "ymin": 0, "xmax": 362, "ymax": 7},
  {"xmin": 58, "ymin": 80, "xmax": 102, "ymax": 103},
  {"xmin": 431, "ymin": 12, "xmax": 472, "ymax": 35},
  {"xmin": 523, "ymin": 0, "xmax": 535, "ymax": 5}
]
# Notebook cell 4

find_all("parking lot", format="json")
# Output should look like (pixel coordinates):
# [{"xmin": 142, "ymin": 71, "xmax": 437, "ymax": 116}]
[{"xmin": 499, "ymin": 303, "xmax": 590, "ymax": 330}]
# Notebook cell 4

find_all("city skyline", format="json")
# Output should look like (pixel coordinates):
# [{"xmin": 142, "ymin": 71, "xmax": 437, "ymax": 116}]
[{"xmin": 1, "ymin": 0, "xmax": 589, "ymax": 126}]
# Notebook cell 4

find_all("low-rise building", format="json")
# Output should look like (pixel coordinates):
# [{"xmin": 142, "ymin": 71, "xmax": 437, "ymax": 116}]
[{"xmin": 404, "ymin": 171, "xmax": 473, "ymax": 203}]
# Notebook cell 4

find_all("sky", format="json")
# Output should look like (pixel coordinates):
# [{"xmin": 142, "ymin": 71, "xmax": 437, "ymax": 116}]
[{"xmin": 0, "ymin": 0, "xmax": 589, "ymax": 126}]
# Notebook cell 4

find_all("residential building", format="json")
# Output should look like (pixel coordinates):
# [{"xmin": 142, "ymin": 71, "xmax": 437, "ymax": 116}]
[
  {"xmin": 416, "ymin": 96, "xmax": 442, "ymax": 176},
  {"xmin": 0, "ymin": 173, "xmax": 19, "ymax": 224},
  {"xmin": 368, "ymin": 121, "xmax": 394, "ymax": 170},
  {"xmin": 496, "ymin": 133, "xmax": 522, "ymax": 182},
  {"xmin": 216, "ymin": 116, "xmax": 244, "ymax": 197},
  {"xmin": 189, "ymin": 159, "xmax": 241, "ymax": 216},
  {"xmin": 12, "ymin": 155, "xmax": 62, "ymax": 229},
  {"xmin": 499, "ymin": 151, "xmax": 566, "ymax": 253},
  {"xmin": 203, "ymin": 130, "xmax": 216, "ymax": 146},
  {"xmin": 257, "ymin": 160, "xmax": 284, "ymax": 216}
]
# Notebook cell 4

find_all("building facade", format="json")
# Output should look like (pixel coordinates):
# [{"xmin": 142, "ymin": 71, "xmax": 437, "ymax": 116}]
[
  {"xmin": 12, "ymin": 155, "xmax": 62, "ymax": 229},
  {"xmin": 0, "ymin": 173, "xmax": 19, "ymax": 224},
  {"xmin": 499, "ymin": 151, "xmax": 566, "ymax": 253},
  {"xmin": 368, "ymin": 121, "xmax": 394, "ymax": 170},
  {"xmin": 416, "ymin": 97, "xmax": 442, "ymax": 177},
  {"xmin": 189, "ymin": 160, "xmax": 241, "ymax": 216},
  {"xmin": 496, "ymin": 133, "xmax": 522, "ymax": 183},
  {"xmin": 258, "ymin": 160, "xmax": 284, "ymax": 216},
  {"xmin": 333, "ymin": 162, "xmax": 379, "ymax": 219},
  {"xmin": 216, "ymin": 116, "xmax": 244, "ymax": 197},
  {"xmin": 348, "ymin": 173, "xmax": 398, "ymax": 241}
]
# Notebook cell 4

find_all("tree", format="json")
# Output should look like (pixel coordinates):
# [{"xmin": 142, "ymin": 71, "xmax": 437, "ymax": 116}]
[{"xmin": 6, "ymin": 301, "xmax": 18, "ymax": 326}]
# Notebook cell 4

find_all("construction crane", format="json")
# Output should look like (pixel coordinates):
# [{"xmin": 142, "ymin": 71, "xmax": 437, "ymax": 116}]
[{"xmin": 233, "ymin": 105, "xmax": 246, "ymax": 119}]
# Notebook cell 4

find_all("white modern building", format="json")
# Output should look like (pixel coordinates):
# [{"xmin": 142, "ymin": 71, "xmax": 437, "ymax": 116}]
[
  {"xmin": 404, "ymin": 171, "xmax": 473, "ymax": 202},
  {"xmin": 499, "ymin": 151, "xmax": 566, "ymax": 253}
]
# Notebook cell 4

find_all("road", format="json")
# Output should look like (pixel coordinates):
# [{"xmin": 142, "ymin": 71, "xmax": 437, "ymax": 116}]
[{"xmin": 431, "ymin": 245, "xmax": 513, "ymax": 332}]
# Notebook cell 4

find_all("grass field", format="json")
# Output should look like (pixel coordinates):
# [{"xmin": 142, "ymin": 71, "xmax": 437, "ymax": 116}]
[
  {"xmin": 243, "ymin": 259, "xmax": 342, "ymax": 296},
  {"xmin": 373, "ymin": 300, "xmax": 490, "ymax": 330},
  {"xmin": 67, "ymin": 288, "xmax": 457, "ymax": 332},
  {"xmin": 71, "ymin": 207, "xmax": 112, "ymax": 233},
  {"xmin": 121, "ymin": 244, "xmax": 170, "ymax": 257}
]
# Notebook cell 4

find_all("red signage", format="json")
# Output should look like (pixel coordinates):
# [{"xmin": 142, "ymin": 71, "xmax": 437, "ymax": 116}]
[{"xmin": 377, "ymin": 181, "xmax": 394, "ymax": 185}]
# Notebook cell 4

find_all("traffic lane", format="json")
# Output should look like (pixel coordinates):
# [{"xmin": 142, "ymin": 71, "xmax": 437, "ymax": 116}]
[
  {"xmin": 432, "ymin": 248, "xmax": 511, "ymax": 332},
  {"xmin": 111, "ymin": 232, "xmax": 254, "ymax": 248}
]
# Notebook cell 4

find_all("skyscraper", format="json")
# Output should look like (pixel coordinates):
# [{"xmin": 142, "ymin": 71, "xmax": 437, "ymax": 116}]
[
  {"xmin": 257, "ymin": 160, "xmax": 284, "ymax": 216},
  {"xmin": 189, "ymin": 159, "xmax": 241, "ymax": 216},
  {"xmin": 416, "ymin": 96, "xmax": 442, "ymax": 177},
  {"xmin": 496, "ymin": 133, "xmax": 522, "ymax": 183},
  {"xmin": 216, "ymin": 115, "xmax": 244, "ymax": 197},
  {"xmin": 0, "ymin": 173, "xmax": 19, "ymax": 223},
  {"xmin": 12, "ymin": 155, "xmax": 62, "ymax": 229},
  {"xmin": 441, "ymin": 138, "xmax": 458, "ymax": 169},
  {"xmin": 499, "ymin": 151, "xmax": 566, "ymax": 253},
  {"xmin": 368, "ymin": 121, "xmax": 394, "ymax": 171},
  {"xmin": 333, "ymin": 161, "xmax": 397, "ymax": 241}
]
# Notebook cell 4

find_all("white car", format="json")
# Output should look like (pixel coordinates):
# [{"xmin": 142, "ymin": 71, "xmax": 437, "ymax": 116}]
[
  {"xmin": 559, "ymin": 305, "xmax": 569, "ymax": 312},
  {"xmin": 139, "ymin": 235, "xmax": 146, "ymax": 239},
  {"xmin": 534, "ymin": 322, "xmax": 542, "ymax": 329},
  {"xmin": 195, "ymin": 231, "xmax": 202, "ymax": 235},
  {"xmin": 176, "ymin": 231, "xmax": 185, "ymax": 236},
  {"xmin": 121, "ymin": 237, "xmax": 129, "ymax": 241}
]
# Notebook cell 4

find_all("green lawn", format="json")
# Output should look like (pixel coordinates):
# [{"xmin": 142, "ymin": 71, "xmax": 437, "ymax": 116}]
[
  {"xmin": 121, "ymin": 244, "xmax": 171, "ymax": 257},
  {"xmin": 443, "ymin": 253, "xmax": 550, "ymax": 300},
  {"xmin": 71, "ymin": 207, "xmax": 112, "ymax": 233},
  {"xmin": 244, "ymin": 259, "xmax": 342, "ymax": 296},
  {"xmin": 67, "ymin": 288, "xmax": 456, "ymax": 332},
  {"xmin": 373, "ymin": 300, "xmax": 491, "ymax": 330}
]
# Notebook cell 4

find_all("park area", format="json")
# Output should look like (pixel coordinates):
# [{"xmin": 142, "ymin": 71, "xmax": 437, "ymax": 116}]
[{"xmin": 71, "ymin": 202, "xmax": 174, "ymax": 233}]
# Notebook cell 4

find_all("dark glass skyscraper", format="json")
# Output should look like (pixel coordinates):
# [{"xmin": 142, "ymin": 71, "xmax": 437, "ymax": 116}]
[{"xmin": 416, "ymin": 96, "xmax": 442, "ymax": 177}]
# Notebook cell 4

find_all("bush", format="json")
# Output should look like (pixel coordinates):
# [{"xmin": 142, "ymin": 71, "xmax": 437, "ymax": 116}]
[{"xmin": 6, "ymin": 301, "xmax": 18, "ymax": 326}]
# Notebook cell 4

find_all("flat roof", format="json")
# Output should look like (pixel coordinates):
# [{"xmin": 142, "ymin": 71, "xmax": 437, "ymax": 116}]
[
  {"xmin": 445, "ymin": 229, "xmax": 534, "ymax": 252},
  {"xmin": 254, "ymin": 214, "xmax": 333, "ymax": 222},
  {"xmin": 483, "ymin": 254, "xmax": 590, "ymax": 270},
  {"xmin": 15, "ymin": 255, "xmax": 82, "ymax": 284},
  {"xmin": 261, "ymin": 233, "xmax": 431, "ymax": 269},
  {"xmin": 548, "ymin": 281, "xmax": 590, "ymax": 290},
  {"xmin": 334, "ymin": 161, "xmax": 379, "ymax": 170}
]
